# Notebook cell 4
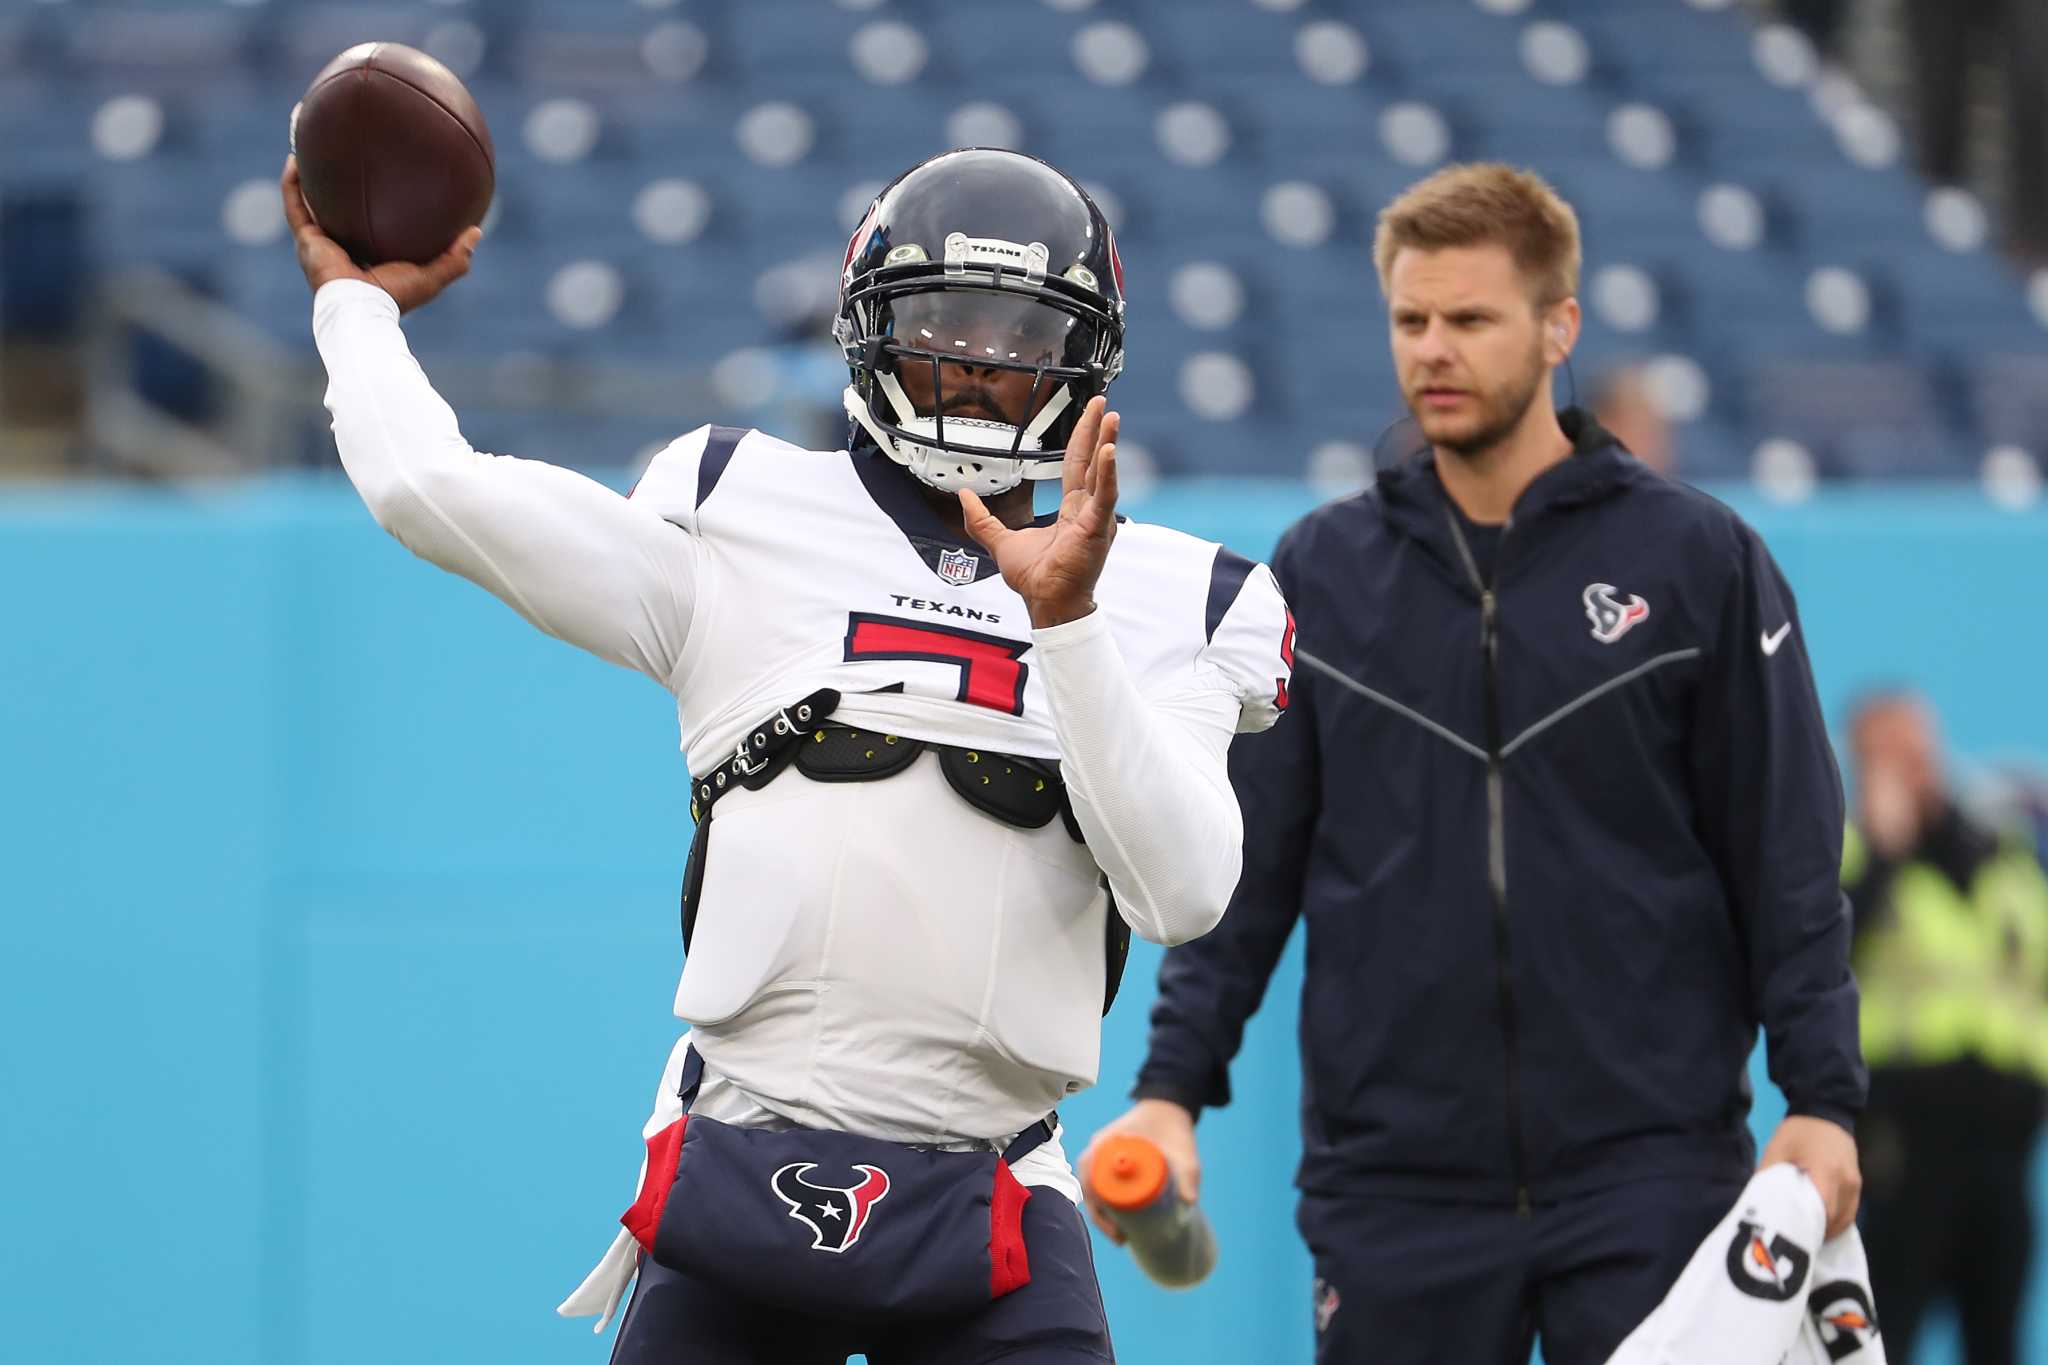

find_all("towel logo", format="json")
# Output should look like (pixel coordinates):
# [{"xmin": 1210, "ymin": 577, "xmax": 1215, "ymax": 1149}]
[
  {"xmin": 1807, "ymin": 1280, "xmax": 1880, "ymax": 1360},
  {"xmin": 1583, "ymin": 583, "xmax": 1650, "ymax": 644},
  {"xmin": 1725, "ymin": 1215, "xmax": 1812, "ymax": 1302}
]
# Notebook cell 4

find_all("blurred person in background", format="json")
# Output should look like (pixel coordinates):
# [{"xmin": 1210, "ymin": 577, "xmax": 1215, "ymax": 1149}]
[
  {"xmin": 2004, "ymin": 770, "xmax": 2048, "ymax": 866},
  {"xmin": 1589, "ymin": 366, "xmax": 1676, "ymax": 479},
  {"xmin": 1086, "ymin": 163, "xmax": 1865, "ymax": 1365},
  {"xmin": 1845, "ymin": 690, "xmax": 2048, "ymax": 1365},
  {"xmin": 1904, "ymin": 0, "xmax": 2048, "ymax": 264}
]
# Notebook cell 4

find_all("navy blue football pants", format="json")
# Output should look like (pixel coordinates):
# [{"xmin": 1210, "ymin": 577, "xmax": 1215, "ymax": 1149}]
[
  {"xmin": 1299, "ymin": 1175, "xmax": 1744, "ymax": 1365},
  {"xmin": 609, "ymin": 1184, "xmax": 1114, "ymax": 1364}
]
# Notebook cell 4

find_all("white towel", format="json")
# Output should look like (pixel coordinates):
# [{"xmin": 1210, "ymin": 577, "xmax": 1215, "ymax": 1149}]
[
  {"xmin": 556, "ymin": 1226, "xmax": 640, "ymax": 1333},
  {"xmin": 1604, "ymin": 1164, "xmax": 1885, "ymax": 1365},
  {"xmin": 556, "ymin": 1033, "xmax": 695, "ymax": 1333}
]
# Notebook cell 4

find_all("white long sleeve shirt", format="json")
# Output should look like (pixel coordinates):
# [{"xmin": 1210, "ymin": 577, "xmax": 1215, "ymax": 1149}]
[{"xmin": 313, "ymin": 276, "xmax": 1290, "ymax": 1153}]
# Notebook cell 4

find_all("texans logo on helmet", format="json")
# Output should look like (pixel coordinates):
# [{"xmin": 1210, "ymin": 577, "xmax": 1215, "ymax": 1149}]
[
  {"xmin": 1582, "ymin": 582, "xmax": 1650, "ymax": 644},
  {"xmin": 1806, "ymin": 1280, "xmax": 1881, "ymax": 1361},
  {"xmin": 772, "ymin": 1162, "xmax": 891, "ymax": 1253},
  {"xmin": 1724, "ymin": 1216, "xmax": 1813, "ymax": 1302}
]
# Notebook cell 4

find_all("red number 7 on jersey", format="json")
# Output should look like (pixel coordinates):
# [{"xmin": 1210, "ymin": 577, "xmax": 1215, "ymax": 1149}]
[{"xmin": 843, "ymin": 613, "xmax": 1031, "ymax": 715}]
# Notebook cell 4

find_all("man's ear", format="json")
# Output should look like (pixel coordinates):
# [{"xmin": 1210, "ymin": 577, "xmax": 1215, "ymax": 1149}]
[{"xmin": 1545, "ymin": 300, "xmax": 1580, "ymax": 364}]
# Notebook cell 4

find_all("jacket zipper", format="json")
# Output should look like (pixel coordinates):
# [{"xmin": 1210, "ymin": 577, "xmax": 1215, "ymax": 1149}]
[{"xmin": 1444, "ymin": 507, "xmax": 1533, "ymax": 1219}]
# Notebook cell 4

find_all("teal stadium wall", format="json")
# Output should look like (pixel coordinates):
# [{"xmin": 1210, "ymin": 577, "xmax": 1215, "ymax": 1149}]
[{"xmin": 3, "ymin": 477, "xmax": 2043, "ymax": 1365}]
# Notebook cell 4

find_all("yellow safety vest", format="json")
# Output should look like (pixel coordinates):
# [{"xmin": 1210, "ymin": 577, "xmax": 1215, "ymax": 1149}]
[{"xmin": 1845, "ymin": 824, "xmax": 2048, "ymax": 1081}]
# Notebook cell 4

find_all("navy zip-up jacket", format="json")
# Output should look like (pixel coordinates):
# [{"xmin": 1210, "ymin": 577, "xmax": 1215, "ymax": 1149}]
[{"xmin": 1136, "ymin": 412, "xmax": 1867, "ymax": 1207}]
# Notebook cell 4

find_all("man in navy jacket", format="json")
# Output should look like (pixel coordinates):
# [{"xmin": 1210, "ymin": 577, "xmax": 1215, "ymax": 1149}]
[{"xmin": 1084, "ymin": 165, "xmax": 1866, "ymax": 1365}]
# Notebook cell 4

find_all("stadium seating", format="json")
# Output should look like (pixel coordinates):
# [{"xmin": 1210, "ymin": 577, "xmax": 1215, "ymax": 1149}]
[{"xmin": 2, "ymin": 0, "xmax": 2042, "ymax": 484}]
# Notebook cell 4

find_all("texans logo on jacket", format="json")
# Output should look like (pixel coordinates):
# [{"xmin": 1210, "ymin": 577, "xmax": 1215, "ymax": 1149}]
[
  {"xmin": 773, "ymin": 1162, "xmax": 892, "ymax": 1253},
  {"xmin": 1582, "ymin": 581, "xmax": 1650, "ymax": 644}
]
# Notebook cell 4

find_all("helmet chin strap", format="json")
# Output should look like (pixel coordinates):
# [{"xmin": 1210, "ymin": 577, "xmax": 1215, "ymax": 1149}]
[{"xmin": 845, "ymin": 375, "xmax": 1072, "ymax": 497}]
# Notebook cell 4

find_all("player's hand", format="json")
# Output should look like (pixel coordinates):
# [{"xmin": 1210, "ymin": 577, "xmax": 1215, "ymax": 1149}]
[
  {"xmin": 282, "ymin": 155, "xmax": 479, "ymax": 315},
  {"xmin": 1077, "ymin": 1099, "xmax": 1200, "ymax": 1245},
  {"xmin": 1759, "ymin": 1115, "xmax": 1862, "ymax": 1238},
  {"xmin": 959, "ymin": 396, "xmax": 1119, "ymax": 630}
]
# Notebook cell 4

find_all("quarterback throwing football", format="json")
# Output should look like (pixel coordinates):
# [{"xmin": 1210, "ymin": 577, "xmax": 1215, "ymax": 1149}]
[{"xmin": 286, "ymin": 147, "xmax": 1291, "ymax": 1363}]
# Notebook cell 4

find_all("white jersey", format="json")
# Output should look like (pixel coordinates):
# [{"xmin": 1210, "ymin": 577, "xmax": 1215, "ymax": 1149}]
[
  {"xmin": 311, "ymin": 279, "xmax": 1291, "ymax": 1163},
  {"xmin": 629, "ymin": 422, "xmax": 1290, "ymax": 1141}
]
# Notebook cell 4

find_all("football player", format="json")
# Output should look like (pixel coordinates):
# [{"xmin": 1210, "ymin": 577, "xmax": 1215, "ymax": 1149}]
[{"xmin": 285, "ymin": 147, "xmax": 1291, "ymax": 1363}]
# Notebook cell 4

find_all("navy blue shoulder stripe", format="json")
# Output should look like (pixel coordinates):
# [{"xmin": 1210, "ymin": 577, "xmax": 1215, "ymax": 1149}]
[
  {"xmin": 1204, "ymin": 546, "xmax": 1257, "ymax": 642},
  {"xmin": 696, "ymin": 426, "xmax": 747, "ymax": 509}
]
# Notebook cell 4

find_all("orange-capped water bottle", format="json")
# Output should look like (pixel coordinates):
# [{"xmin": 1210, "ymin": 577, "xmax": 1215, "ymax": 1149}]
[{"xmin": 1088, "ymin": 1134, "xmax": 1218, "ymax": 1288}]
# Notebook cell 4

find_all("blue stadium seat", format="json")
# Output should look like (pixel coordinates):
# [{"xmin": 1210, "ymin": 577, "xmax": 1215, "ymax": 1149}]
[
  {"xmin": 1120, "ymin": 1, "xmax": 1303, "ymax": 82},
  {"xmin": 1744, "ymin": 359, "xmax": 1946, "ymax": 457},
  {"xmin": 1576, "ymin": 4, "xmax": 1757, "ymax": 84},
  {"xmin": 61, "ymin": 6, "xmax": 257, "ymax": 83},
  {"xmin": 272, "ymin": 5, "xmax": 462, "ymax": 82},
  {"xmin": 1670, "ymin": 418, "xmax": 1752, "ymax": 481},
  {"xmin": 0, "ymin": 10, "xmax": 56, "ymax": 78},
  {"xmin": 1830, "ymin": 427, "xmax": 1981, "ymax": 480},
  {"xmin": 920, "ymin": 2, "xmax": 1120, "ymax": 89},
  {"xmin": 1873, "ymin": 250, "xmax": 2040, "ymax": 355},
  {"xmin": 1454, "ymin": 88, "xmax": 1613, "ymax": 169},
  {"xmin": 1766, "ymin": 164, "xmax": 1936, "ymax": 254},
  {"xmin": 0, "ymin": 82, "xmax": 94, "ymax": 182},
  {"xmin": 1353, "ymin": 1, "xmax": 1532, "ymax": 84},
  {"xmin": 1222, "ymin": 79, "xmax": 1392, "ymax": 163},
  {"xmin": 1669, "ymin": 86, "xmax": 1842, "ymax": 175},
  {"xmin": 720, "ymin": 3, "xmax": 884, "ymax": 80},
  {"xmin": 608, "ymin": 92, "xmax": 744, "ymax": 170},
  {"xmin": 509, "ymin": 7, "xmax": 698, "ymax": 93},
  {"xmin": 1969, "ymin": 353, "xmax": 2048, "ymax": 451},
  {"xmin": 1133, "ymin": 412, "xmax": 1317, "ymax": 480},
  {"xmin": 1544, "ymin": 158, "xmax": 1703, "ymax": 242}
]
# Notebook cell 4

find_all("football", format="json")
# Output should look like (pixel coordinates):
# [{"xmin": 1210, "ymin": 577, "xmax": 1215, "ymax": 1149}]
[{"xmin": 290, "ymin": 42, "xmax": 494, "ymax": 266}]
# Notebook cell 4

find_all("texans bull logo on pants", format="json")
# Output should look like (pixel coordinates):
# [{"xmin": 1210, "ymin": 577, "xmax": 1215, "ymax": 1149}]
[{"xmin": 772, "ymin": 1162, "xmax": 892, "ymax": 1253}]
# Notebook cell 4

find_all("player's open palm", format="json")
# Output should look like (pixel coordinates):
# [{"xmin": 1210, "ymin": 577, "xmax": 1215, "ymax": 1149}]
[
  {"xmin": 960, "ymin": 396, "xmax": 1120, "ymax": 629},
  {"xmin": 282, "ymin": 156, "xmax": 479, "ymax": 315}
]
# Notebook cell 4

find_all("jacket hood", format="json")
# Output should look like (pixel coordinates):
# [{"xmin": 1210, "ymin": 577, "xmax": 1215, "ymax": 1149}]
[{"xmin": 1371, "ymin": 407, "xmax": 1652, "ymax": 584}]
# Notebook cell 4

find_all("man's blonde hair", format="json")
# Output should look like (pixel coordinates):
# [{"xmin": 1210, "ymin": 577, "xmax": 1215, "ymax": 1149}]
[{"xmin": 1372, "ymin": 163, "xmax": 1582, "ymax": 309}]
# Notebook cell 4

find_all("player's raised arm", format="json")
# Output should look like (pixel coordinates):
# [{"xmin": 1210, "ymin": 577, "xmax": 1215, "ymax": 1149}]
[
  {"xmin": 1038, "ymin": 557, "xmax": 1290, "ymax": 947},
  {"xmin": 965, "ymin": 399, "xmax": 1294, "ymax": 946},
  {"xmin": 285, "ymin": 159, "xmax": 696, "ymax": 684}
]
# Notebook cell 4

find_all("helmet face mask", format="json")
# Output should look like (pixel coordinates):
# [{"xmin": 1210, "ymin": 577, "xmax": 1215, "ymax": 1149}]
[{"xmin": 837, "ymin": 149, "xmax": 1127, "ymax": 497}]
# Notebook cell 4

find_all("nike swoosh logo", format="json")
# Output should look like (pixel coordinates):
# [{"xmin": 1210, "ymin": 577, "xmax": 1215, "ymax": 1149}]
[{"xmin": 1761, "ymin": 623, "xmax": 1792, "ymax": 656}]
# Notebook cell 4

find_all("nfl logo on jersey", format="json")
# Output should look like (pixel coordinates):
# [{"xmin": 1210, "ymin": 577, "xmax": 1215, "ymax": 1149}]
[{"xmin": 937, "ymin": 547, "xmax": 980, "ymax": 587}]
